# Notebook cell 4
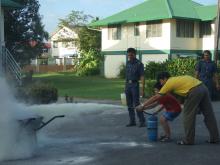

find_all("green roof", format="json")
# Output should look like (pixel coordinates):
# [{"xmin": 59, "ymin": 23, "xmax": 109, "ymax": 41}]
[
  {"xmin": 1, "ymin": 0, "xmax": 22, "ymax": 8},
  {"xmin": 195, "ymin": 5, "xmax": 217, "ymax": 21},
  {"xmin": 90, "ymin": 0, "xmax": 217, "ymax": 27}
]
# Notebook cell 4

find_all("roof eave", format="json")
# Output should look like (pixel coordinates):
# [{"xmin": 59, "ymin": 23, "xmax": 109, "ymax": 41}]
[{"xmin": 1, "ymin": 0, "xmax": 23, "ymax": 8}]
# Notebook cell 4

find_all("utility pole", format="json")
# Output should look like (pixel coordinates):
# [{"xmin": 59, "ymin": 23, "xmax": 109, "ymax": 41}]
[{"xmin": 214, "ymin": 0, "xmax": 220, "ymax": 64}]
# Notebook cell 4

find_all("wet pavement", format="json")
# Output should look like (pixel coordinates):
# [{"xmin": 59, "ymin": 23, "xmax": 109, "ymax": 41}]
[{"xmin": 2, "ymin": 102, "xmax": 220, "ymax": 165}]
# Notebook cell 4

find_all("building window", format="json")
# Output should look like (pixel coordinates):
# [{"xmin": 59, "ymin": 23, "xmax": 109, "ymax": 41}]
[
  {"xmin": 62, "ymin": 41, "xmax": 75, "ymax": 48},
  {"xmin": 53, "ymin": 41, "xmax": 58, "ymax": 48},
  {"xmin": 146, "ymin": 20, "xmax": 162, "ymax": 37},
  {"xmin": 134, "ymin": 23, "xmax": 140, "ymax": 36},
  {"xmin": 199, "ymin": 21, "xmax": 211, "ymax": 37},
  {"xmin": 176, "ymin": 20, "xmax": 194, "ymax": 38},
  {"xmin": 108, "ymin": 25, "xmax": 121, "ymax": 40}
]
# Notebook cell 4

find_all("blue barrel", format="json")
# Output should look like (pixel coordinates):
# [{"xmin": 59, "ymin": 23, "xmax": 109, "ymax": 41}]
[{"xmin": 146, "ymin": 115, "xmax": 158, "ymax": 141}]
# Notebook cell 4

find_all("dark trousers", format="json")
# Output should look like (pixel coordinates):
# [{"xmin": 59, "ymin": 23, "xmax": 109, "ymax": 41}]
[
  {"xmin": 203, "ymin": 79, "xmax": 213, "ymax": 99},
  {"xmin": 125, "ymin": 83, "xmax": 145, "ymax": 124},
  {"xmin": 183, "ymin": 84, "xmax": 219, "ymax": 144}
]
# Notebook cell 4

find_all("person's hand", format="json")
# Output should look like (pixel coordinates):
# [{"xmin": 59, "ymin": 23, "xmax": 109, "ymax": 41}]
[
  {"xmin": 135, "ymin": 104, "xmax": 144, "ymax": 111},
  {"xmin": 216, "ymin": 84, "xmax": 220, "ymax": 90},
  {"xmin": 140, "ymin": 90, "xmax": 145, "ymax": 98}
]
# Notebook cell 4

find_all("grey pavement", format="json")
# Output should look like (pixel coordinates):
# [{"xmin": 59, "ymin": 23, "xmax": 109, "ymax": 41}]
[{"xmin": 2, "ymin": 101, "xmax": 220, "ymax": 165}]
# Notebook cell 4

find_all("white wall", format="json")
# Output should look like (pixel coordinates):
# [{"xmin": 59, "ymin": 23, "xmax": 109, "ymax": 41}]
[
  {"xmin": 142, "ymin": 54, "xmax": 169, "ymax": 64},
  {"xmin": 104, "ymin": 55, "xmax": 126, "ymax": 78},
  {"xmin": 170, "ymin": 19, "xmax": 199, "ymax": 50},
  {"xmin": 197, "ymin": 23, "xmax": 215, "ymax": 51},
  {"xmin": 102, "ymin": 20, "xmax": 171, "ymax": 52}
]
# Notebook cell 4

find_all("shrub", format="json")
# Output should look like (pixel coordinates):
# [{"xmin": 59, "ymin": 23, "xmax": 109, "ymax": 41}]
[
  {"xmin": 145, "ymin": 61, "xmax": 167, "ymax": 80},
  {"xmin": 75, "ymin": 50, "xmax": 103, "ymax": 76},
  {"xmin": 15, "ymin": 82, "xmax": 58, "ymax": 104},
  {"xmin": 27, "ymin": 82, "xmax": 58, "ymax": 104},
  {"xmin": 166, "ymin": 58, "xmax": 197, "ymax": 76},
  {"xmin": 145, "ymin": 80, "xmax": 156, "ymax": 97},
  {"xmin": 21, "ymin": 70, "xmax": 33, "ymax": 85}
]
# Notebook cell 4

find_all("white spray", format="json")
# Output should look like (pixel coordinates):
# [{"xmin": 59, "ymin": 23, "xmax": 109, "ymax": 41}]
[
  {"xmin": 0, "ymin": 77, "xmax": 125, "ymax": 162},
  {"xmin": 0, "ymin": 77, "xmax": 37, "ymax": 161}
]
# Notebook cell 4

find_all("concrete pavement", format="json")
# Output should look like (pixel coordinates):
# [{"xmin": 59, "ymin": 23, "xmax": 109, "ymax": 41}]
[{"xmin": 2, "ymin": 101, "xmax": 220, "ymax": 165}]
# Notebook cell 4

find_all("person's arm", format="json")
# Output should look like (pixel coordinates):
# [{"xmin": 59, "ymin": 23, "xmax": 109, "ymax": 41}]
[
  {"xmin": 153, "ymin": 105, "xmax": 164, "ymax": 115},
  {"xmin": 143, "ymin": 102, "xmax": 158, "ymax": 110},
  {"xmin": 212, "ymin": 63, "xmax": 219, "ymax": 90},
  {"xmin": 136, "ymin": 94, "xmax": 162, "ymax": 111},
  {"xmin": 214, "ymin": 73, "xmax": 220, "ymax": 90},
  {"xmin": 140, "ymin": 75, "xmax": 145, "ymax": 97},
  {"xmin": 195, "ymin": 62, "xmax": 200, "ymax": 79},
  {"xmin": 139, "ymin": 62, "xmax": 145, "ymax": 98}
]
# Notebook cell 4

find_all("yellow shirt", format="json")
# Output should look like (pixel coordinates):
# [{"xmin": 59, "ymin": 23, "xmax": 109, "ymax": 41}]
[{"xmin": 159, "ymin": 75, "xmax": 202, "ymax": 97}]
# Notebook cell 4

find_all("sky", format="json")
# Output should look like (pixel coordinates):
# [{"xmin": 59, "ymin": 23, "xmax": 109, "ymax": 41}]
[{"xmin": 38, "ymin": 0, "xmax": 218, "ymax": 34}]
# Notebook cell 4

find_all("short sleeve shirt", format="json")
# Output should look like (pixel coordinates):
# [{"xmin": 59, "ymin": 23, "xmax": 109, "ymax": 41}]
[
  {"xmin": 195, "ymin": 60, "xmax": 217, "ymax": 81},
  {"xmin": 126, "ymin": 58, "xmax": 144, "ymax": 81},
  {"xmin": 159, "ymin": 75, "xmax": 202, "ymax": 97},
  {"xmin": 158, "ymin": 94, "xmax": 181, "ymax": 112}
]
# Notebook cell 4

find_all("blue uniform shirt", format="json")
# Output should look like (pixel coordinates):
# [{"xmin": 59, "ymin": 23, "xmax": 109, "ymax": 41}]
[
  {"xmin": 126, "ymin": 58, "xmax": 144, "ymax": 81},
  {"xmin": 195, "ymin": 60, "xmax": 217, "ymax": 82}
]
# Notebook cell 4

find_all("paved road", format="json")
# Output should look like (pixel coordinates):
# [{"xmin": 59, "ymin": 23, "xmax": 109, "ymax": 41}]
[{"xmin": 2, "ymin": 102, "xmax": 220, "ymax": 165}]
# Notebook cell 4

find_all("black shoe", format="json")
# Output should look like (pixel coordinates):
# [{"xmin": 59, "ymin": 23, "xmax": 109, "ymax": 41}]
[
  {"xmin": 138, "ymin": 123, "xmax": 146, "ymax": 127},
  {"xmin": 205, "ymin": 140, "xmax": 219, "ymax": 144},
  {"xmin": 126, "ymin": 123, "xmax": 136, "ymax": 127}
]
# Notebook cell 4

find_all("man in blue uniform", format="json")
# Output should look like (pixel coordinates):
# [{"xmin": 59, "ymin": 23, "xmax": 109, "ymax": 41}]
[
  {"xmin": 195, "ymin": 50, "xmax": 220, "ymax": 99},
  {"xmin": 125, "ymin": 48, "xmax": 145, "ymax": 127}
]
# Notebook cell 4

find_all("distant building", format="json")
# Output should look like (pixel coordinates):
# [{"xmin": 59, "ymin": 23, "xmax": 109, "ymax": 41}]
[
  {"xmin": 50, "ymin": 26, "xmax": 79, "ymax": 58},
  {"xmin": 90, "ymin": 0, "xmax": 218, "ymax": 78},
  {"xmin": 41, "ymin": 42, "xmax": 51, "ymax": 57}
]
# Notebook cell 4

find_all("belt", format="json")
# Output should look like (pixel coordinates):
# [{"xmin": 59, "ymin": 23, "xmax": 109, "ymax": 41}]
[{"xmin": 126, "ymin": 80, "xmax": 138, "ymax": 83}]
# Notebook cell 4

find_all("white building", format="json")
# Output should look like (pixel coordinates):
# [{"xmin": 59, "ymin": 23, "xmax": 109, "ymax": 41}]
[
  {"xmin": 90, "ymin": 0, "xmax": 218, "ymax": 78},
  {"xmin": 50, "ymin": 26, "xmax": 79, "ymax": 58}
]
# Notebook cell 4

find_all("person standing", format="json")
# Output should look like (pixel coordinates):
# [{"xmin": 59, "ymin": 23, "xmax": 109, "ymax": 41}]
[
  {"xmin": 195, "ymin": 50, "xmax": 220, "ymax": 99},
  {"xmin": 125, "ymin": 48, "xmax": 145, "ymax": 127}
]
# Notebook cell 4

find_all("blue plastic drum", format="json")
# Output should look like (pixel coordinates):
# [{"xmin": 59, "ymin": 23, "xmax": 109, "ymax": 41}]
[{"xmin": 146, "ymin": 115, "xmax": 158, "ymax": 141}]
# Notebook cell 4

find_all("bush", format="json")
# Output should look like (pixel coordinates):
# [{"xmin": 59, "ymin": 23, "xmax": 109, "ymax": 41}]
[
  {"xmin": 28, "ymin": 83, "xmax": 58, "ymax": 104},
  {"xmin": 75, "ymin": 50, "xmax": 103, "ymax": 76},
  {"xmin": 143, "ymin": 58, "xmax": 198, "ymax": 98},
  {"xmin": 145, "ymin": 61, "xmax": 167, "ymax": 80},
  {"xmin": 166, "ymin": 58, "xmax": 197, "ymax": 76},
  {"xmin": 118, "ymin": 63, "xmax": 126, "ymax": 79},
  {"xmin": 26, "ymin": 82, "xmax": 58, "ymax": 104},
  {"xmin": 144, "ymin": 58, "xmax": 197, "ymax": 79},
  {"xmin": 145, "ymin": 80, "xmax": 156, "ymax": 97}
]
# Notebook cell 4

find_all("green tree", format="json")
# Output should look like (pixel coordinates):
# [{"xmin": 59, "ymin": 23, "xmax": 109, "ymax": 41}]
[
  {"xmin": 4, "ymin": 0, "xmax": 48, "ymax": 66},
  {"xmin": 59, "ymin": 10, "xmax": 102, "ymax": 76},
  {"xmin": 77, "ymin": 26, "xmax": 101, "ymax": 52},
  {"xmin": 58, "ymin": 10, "xmax": 93, "ymax": 28}
]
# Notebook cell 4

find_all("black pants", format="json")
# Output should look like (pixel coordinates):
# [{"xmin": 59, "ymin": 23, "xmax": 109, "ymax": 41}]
[{"xmin": 125, "ymin": 82, "xmax": 145, "ymax": 123}]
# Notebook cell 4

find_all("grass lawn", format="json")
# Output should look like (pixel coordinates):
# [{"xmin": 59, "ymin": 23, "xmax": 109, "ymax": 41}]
[{"xmin": 33, "ymin": 72, "xmax": 125, "ymax": 100}]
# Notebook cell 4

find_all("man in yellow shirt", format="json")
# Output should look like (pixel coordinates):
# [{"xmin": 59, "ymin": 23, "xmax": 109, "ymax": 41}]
[{"xmin": 137, "ymin": 72, "xmax": 219, "ymax": 145}]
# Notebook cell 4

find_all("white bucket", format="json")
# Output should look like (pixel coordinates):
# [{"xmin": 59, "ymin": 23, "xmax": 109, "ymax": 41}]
[{"xmin": 120, "ymin": 93, "xmax": 127, "ymax": 106}]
